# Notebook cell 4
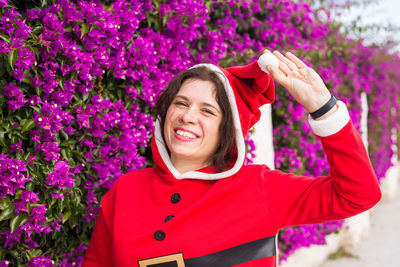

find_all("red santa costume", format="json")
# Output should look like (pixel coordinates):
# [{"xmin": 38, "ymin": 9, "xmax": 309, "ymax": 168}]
[{"xmin": 83, "ymin": 55, "xmax": 381, "ymax": 267}]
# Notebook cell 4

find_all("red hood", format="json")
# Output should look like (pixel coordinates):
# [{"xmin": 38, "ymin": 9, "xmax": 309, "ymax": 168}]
[{"xmin": 152, "ymin": 57, "xmax": 275, "ymax": 180}]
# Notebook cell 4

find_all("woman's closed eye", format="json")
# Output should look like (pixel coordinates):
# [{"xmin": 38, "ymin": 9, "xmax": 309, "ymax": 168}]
[
  {"xmin": 202, "ymin": 108, "xmax": 215, "ymax": 115},
  {"xmin": 174, "ymin": 101, "xmax": 188, "ymax": 107}
]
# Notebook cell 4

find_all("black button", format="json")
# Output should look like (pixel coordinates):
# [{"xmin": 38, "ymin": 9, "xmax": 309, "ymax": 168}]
[
  {"xmin": 154, "ymin": 230, "xmax": 165, "ymax": 241},
  {"xmin": 171, "ymin": 193, "xmax": 181, "ymax": 203},
  {"xmin": 165, "ymin": 215, "xmax": 174, "ymax": 222}
]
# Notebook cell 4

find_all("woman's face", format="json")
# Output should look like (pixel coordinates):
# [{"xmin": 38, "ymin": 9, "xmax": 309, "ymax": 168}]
[{"xmin": 163, "ymin": 78, "xmax": 222, "ymax": 169}]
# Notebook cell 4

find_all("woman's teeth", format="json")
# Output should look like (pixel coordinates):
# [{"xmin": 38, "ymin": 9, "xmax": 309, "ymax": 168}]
[{"xmin": 176, "ymin": 129, "xmax": 197, "ymax": 139}]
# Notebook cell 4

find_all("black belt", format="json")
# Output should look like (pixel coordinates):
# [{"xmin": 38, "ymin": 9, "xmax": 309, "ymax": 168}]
[{"xmin": 138, "ymin": 236, "xmax": 276, "ymax": 267}]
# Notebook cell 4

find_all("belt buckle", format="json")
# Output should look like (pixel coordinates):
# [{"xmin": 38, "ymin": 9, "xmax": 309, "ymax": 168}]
[{"xmin": 138, "ymin": 253, "xmax": 185, "ymax": 267}]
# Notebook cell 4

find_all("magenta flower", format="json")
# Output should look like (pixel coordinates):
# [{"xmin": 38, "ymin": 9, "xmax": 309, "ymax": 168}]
[
  {"xmin": 28, "ymin": 255, "xmax": 54, "ymax": 267},
  {"xmin": 45, "ymin": 161, "xmax": 74, "ymax": 190},
  {"xmin": 28, "ymin": 95, "xmax": 42, "ymax": 105},
  {"xmin": 14, "ymin": 20, "xmax": 32, "ymax": 39},
  {"xmin": 0, "ymin": 40, "xmax": 10, "ymax": 54},
  {"xmin": 30, "ymin": 129, "xmax": 41, "ymax": 143},
  {"xmin": 2, "ymin": 83, "xmax": 21, "ymax": 98},
  {"xmin": 0, "ymin": 260, "xmax": 10, "ymax": 266},
  {"xmin": 41, "ymin": 142, "xmax": 60, "ymax": 161},
  {"xmin": 10, "ymin": 37, "xmax": 23, "ymax": 49},
  {"xmin": 12, "ymin": 68, "xmax": 26, "ymax": 82},
  {"xmin": 0, "ymin": 7, "xmax": 20, "ymax": 34},
  {"xmin": 1, "ymin": 228, "xmax": 23, "ymax": 247},
  {"xmin": 15, "ymin": 47, "xmax": 36, "ymax": 69},
  {"xmin": 25, "ymin": 9, "xmax": 41, "ymax": 21},
  {"xmin": 0, "ymin": 154, "xmax": 30, "ymax": 198},
  {"xmin": 13, "ymin": 190, "xmax": 40, "ymax": 214},
  {"xmin": 7, "ymin": 95, "xmax": 27, "ymax": 111},
  {"xmin": 42, "ymin": 13, "xmax": 62, "ymax": 31},
  {"xmin": 0, "ymin": 0, "xmax": 7, "ymax": 8},
  {"xmin": 9, "ymin": 141, "xmax": 23, "ymax": 153}
]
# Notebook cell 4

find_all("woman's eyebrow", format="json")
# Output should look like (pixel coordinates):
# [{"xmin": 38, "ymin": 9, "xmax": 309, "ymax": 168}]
[{"xmin": 175, "ymin": 95, "xmax": 188, "ymax": 101}]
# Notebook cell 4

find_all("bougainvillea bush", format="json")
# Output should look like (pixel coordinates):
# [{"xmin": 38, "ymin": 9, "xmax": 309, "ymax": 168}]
[{"xmin": 0, "ymin": 0, "xmax": 399, "ymax": 265}]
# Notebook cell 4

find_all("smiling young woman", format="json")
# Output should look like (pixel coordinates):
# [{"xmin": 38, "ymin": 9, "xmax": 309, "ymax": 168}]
[
  {"xmin": 83, "ymin": 52, "xmax": 381, "ymax": 267},
  {"xmin": 155, "ymin": 66, "xmax": 236, "ymax": 173},
  {"xmin": 163, "ymin": 79, "xmax": 222, "ymax": 173}
]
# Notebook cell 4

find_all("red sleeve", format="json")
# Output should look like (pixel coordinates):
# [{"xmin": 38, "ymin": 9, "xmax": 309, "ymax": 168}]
[
  {"xmin": 82, "ymin": 183, "xmax": 117, "ymax": 267},
  {"xmin": 82, "ymin": 209, "xmax": 113, "ymax": 267},
  {"xmin": 261, "ymin": 120, "xmax": 381, "ymax": 229}
]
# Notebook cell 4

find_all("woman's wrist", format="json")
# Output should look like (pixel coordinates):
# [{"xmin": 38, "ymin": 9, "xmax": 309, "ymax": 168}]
[
  {"xmin": 310, "ymin": 94, "xmax": 338, "ymax": 120},
  {"xmin": 313, "ymin": 104, "xmax": 338, "ymax": 120},
  {"xmin": 308, "ymin": 101, "xmax": 350, "ymax": 136}
]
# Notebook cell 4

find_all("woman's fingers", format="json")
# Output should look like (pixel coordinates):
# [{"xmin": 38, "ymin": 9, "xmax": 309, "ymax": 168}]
[
  {"xmin": 285, "ymin": 52, "xmax": 308, "ymax": 69},
  {"xmin": 267, "ymin": 65, "xmax": 290, "ymax": 88},
  {"xmin": 263, "ymin": 49, "xmax": 308, "ymax": 70},
  {"xmin": 273, "ymin": 50, "xmax": 298, "ymax": 72}
]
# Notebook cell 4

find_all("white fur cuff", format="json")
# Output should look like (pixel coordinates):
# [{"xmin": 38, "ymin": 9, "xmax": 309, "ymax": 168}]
[{"xmin": 308, "ymin": 100, "xmax": 350, "ymax": 137}]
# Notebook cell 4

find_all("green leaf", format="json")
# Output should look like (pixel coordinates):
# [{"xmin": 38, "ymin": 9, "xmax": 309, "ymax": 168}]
[
  {"xmin": 41, "ymin": 0, "xmax": 48, "ymax": 8},
  {"xmin": 72, "ymin": 192, "xmax": 81, "ymax": 205},
  {"xmin": 205, "ymin": 0, "xmax": 213, "ymax": 12},
  {"xmin": 0, "ymin": 198, "xmax": 12, "ymax": 210},
  {"xmin": 8, "ymin": 49, "xmax": 17, "ymax": 69},
  {"xmin": 0, "ymin": 60, "xmax": 5, "ymax": 78},
  {"xmin": 32, "ymin": 47, "xmax": 40, "ymax": 57},
  {"xmin": 71, "ymin": 71, "xmax": 78, "ymax": 82},
  {"xmin": 26, "ymin": 249, "xmax": 42, "ymax": 261},
  {"xmin": 19, "ymin": 215, "xmax": 29, "ymax": 227},
  {"xmin": 8, "ymin": 250, "xmax": 19, "ymax": 259},
  {"xmin": 14, "ymin": 189, "xmax": 23, "ymax": 199},
  {"xmin": 48, "ymin": 197, "xmax": 57, "ymax": 208},
  {"xmin": 61, "ymin": 148, "xmax": 69, "ymax": 159},
  {"xmin": 30, "ymin": 106, "xmax": 41, "ymax": 113},
  {"xmin": 21, "ymin": 75, "xmax": 32, "ymax": 85},
  {"xmin": 64, "ymin": 26, "xmax": 73, "ymax": 32},
  {"xmin": 62, "ymin": 209, "xmax": 71, "ymax": 223},
  {"xmin": 0, "ymin": 35, "xmax": 11, "ymax": 43},
  {"xmin": 25, "ymin": 181, "xmax": 34, "ymax": 191},
  {"xmin": 0, "ymin": 206, "xmax": 14, "ymax": 222},
  {"xmin": 60, "ymin": 129, "xmax": 69, "ymax": 141},
  {"xmin": 21, "ymin": 119, "xmax": 36, "ymax": 133},
  {"xmin": 60, "ymin": 197, "xmax": 67, "ymax": 211},
  {"xmin": 31, "ymin": 249, "xmax": 42, "ymax": 257},
  {"xmin": 69, "ymin": 214, "xmax": 79, "ymax": 228},
  {"xmin": 162, "ymin": 14, "xmax": 168, "ymax": 27},
  {"xmin": 80, "ymin": 23, "xmax": 90, "ymax": 38},
  {"xmin": 329, "ymin": 246, "xmax": 359, "ymax": 259},
  {"xmin": 32, "ymin": 25, "xmax": 44, "ymax": 35},
  {"xmin": 73, "ymin": 175, "xmax": 82, "ymax": 187},
  {"xmin": 10, "ymin": 214, "xmax": 25, "ymax": 232}
]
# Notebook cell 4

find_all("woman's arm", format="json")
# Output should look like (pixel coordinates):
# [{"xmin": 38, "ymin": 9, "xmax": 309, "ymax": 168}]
[
  {"xmin": 82, "ymin": 209, "xmax": 113, "ymax": 267},
  {"xmin": 259, "ymin": 51, "xmax": 381, "ymax": 228},
  {"xmin": 261, "ymin": 110, "xmax": 381, "ymax": 228}
]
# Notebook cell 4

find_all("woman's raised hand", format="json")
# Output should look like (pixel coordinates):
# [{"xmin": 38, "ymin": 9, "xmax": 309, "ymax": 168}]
[{"xmin": 265, "ymin": 50, "xmax": 336, "ymax": 117}]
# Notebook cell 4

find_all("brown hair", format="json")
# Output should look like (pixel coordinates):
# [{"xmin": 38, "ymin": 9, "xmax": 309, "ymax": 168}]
[{"xmin": 154, "ymin": 66, "xmax": 236, "ymax": 171}]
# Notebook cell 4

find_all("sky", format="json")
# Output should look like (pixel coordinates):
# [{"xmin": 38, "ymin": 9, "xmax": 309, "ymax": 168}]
[
  {"xmin": 337, "ymin": 0, "xmax": 400, "ymax": 50},
  {"xmin": 350, "ymin": 0, "xmax": 400, "ymax": 24}
]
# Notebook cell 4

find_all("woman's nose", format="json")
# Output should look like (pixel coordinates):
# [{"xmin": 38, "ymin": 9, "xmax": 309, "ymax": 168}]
[{"xmin": 181, "ymin": 107, "xmax": 198, "ymax": 124}]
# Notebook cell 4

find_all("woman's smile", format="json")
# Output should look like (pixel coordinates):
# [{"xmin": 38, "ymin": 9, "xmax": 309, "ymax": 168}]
[{"xmin": 174, "ymin": 128, "xmax": 199, "ymax": 141}]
